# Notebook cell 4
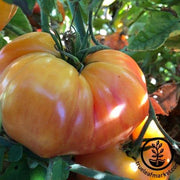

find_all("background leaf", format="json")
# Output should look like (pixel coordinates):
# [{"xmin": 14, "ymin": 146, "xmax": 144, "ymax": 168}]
[
  {"xmin": 0, "ymin": 147, "xmax": 6, "ymax": 172},
  {"xmin": 8, "ymin": 144, "xmax": 23, "ymax": 162},
  {"xmin": 0, "ymin": 35, "xmax": 7, "ymax": 49},
  {"xmin": 0, "ymin": 160, "xmax": 30, "ymax": 180},
  {"xmin": 5, "ymin": 8, "xmax": 32, "ymax": 38},
  {"xmin": 128, "ymin": 11, "xmax": 180, "ymax": 51}
]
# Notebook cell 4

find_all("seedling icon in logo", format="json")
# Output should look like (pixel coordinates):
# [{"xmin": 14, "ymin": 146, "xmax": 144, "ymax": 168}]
[
  {"xmin": 141, "ymin": 138, "xmax": 174, "ymax": 170},
  {"xmin": 149, "ymin": 140, "xmax": 165, "ymax": 167}
]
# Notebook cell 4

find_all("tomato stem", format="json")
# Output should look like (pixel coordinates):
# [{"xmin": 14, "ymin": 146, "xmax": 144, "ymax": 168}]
[
  {"xmin": 151, "ymin": 105, "xmax": 180, "ymax": 154},
  {"xmin": 77, "ymin": 45, "xmax": 110, "ymax": 62},
  {"xmin": 88, "ymin": 9, "xmax": 101, "ymax": 46},
  {"xmin": 59, "ymin": 50, "xmax": 84, "ymax": 72},
  {"xmin": 69, "ymin": 163, "xmax": 131, "ymax": 180},
  {"xmin": 133, "ymin": 102, "xmax": 153, "ymax": 144},
  {"xmin": 50, "ymin": 29, "xmax": 66, "ymax": 60},
  {"xmin": 135, "ymin": 99, "xmax": 180, "ymax": 155},
  {"xmin": 125, "ymin": 99, "xmax": 153, "ymax": 159},
  {"xmin": 38, "ymin": 2, "xmax": 50, "ymax": 33},
  {"xmin": 127, "ymin": 99, "xmax": 180, "ymax": 159},
  {"xmin": 67, "ymin": 1, "xmax": 86, "ymax": 44}
]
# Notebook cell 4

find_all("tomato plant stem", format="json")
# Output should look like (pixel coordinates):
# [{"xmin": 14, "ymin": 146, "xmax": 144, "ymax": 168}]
[
  {"xmin": 69, "ymin": 163, "xmax": 131, "ymax": 180},
  {"xmin": 88, "ymin": 10, "xmax": 101, "ymax": 46},
  {"xmin": 59, "ymin": 50, "xmax": 84, "ymax": 72},
  {"xmin": 39, "ymin": 5, "xmax": 50, "ymax": 32},
  {"xmin": 151, "ymin": 106, "xmax": 180, "ymax": 153},
  {"xmin": 67, "ymin": 1, "xmax": 86, "ymax": 44},
  {"xmin": 134, "ymin": 102, "xmax": 153, "ymax": 145},
  {"xmin": 126, "ymin": 100, "xmax": 153, "ymax": 159},
  {"xmin": 77, "ymin": 45, "xmax": 110, "ymax": 62}
]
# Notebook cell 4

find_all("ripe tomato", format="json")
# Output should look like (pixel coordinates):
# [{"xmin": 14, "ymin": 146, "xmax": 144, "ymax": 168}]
[
  {"xmin": 0, "ymin": 0, "xmax": 17, "ymax": 31},
  {"xmin": 0, "ymin": 32, "xmax": 149, "ymax": 158}
]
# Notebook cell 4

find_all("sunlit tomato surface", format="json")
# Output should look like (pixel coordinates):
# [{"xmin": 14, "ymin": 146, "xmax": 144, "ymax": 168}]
[
  {"xmin": 132, "ymin": 96, "xmax": 168, "ymax": 141},
  {"xmin": 0, "ymin": 32, "xmax": 59, "ymax": 76},
  {"xmin": 132, "ymin": 118, "xmax": 164, "ymax": 141},
  {"xmin": 0, "ymin": 32, "xmax": 149, "ymax": 158},
  {"xmin": 0, "ymin": 0, "xmax": 17, "ymax": 31}
]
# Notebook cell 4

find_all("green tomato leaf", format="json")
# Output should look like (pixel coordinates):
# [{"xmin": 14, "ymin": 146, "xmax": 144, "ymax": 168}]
[
  {"xmin": 46, "ymin": 157, "xmax": 69, "ymax": 180},
  {"xmin": 0, "ymin": 35, "xmax": 7, "ymax": 49},
  {"xmin": 0, "ymin": 136, "xmax": 14, "ymax": 147},
  {"xmin": 0, "ymin": 159, "xmax": 30, "ymax": 180},
  {"xmin": 70, "ymin": 163, "xmax": 131, "ymax": 180},
  {"xmin": 79, "ymin": 0, "xmax": 89, "ymax": 23},
  {"xmin": 27, "ymin": 158, "xmax": 39, "ymax": 169},
  {"xmin": 93, "ymin": 18, "xmax": 110, "ymax": 30},
  {"xmin": 8, "ymin": 144, "xmax": 23, "ymax": 162},
  {"xmin": 0, "ymin": 147, "xmax": 6, "ymax": 172},
  {"xmin": 151, "ymin": 0, "xmax": 180, "ymax": 6},
  {"xmin": 165, "ymin": 30, "xmax": 180, "ymax": 50},
  {"xmin": 89, "ymin": 0, "xmax": 103, "ymax": 12},
  {"xmin": 5, "ymin": 8, "xmax": 32, "ymax": 38},
  {"xmin": 27, "ymin": 156, "xmax": 48, "ymax": 170},
  {"xmin": 128, "ymin": 11, "xmax": 180, "ymax": 51},
  {"xmin": 9, "ymin": 8, "xmax": 33, "ymax": 33},
  {"xmin": 165, "ymin": 35, "xmax": 180, "ymax": 50},
  {"xmin": 37, "ymin": 0, "xmax": 56, "ymax": 16},
  {"xmin": 0, "ymin": 102, "xmax": 2, "ymax": 131}
]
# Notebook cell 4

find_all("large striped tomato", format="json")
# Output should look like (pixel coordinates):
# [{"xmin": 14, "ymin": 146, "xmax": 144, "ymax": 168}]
[
  {"xmin": 0, "ymin": 32, "xmax": 149, "ymax": 158},
  {"xmin": 0, "ymin": 0, "xmax": 17, "ymax": 31}
]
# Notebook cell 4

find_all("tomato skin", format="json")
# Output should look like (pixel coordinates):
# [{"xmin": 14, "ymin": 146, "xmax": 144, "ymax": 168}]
[
  {"xmin": 0, "ymin": 32, "xmax": 59, "ymax": 76},
  {"xmin": 0, "ymin": 0, "xmax": 17, "ymax": 31},
  {"xmin": 0, "ymin": 33, "xmax": 149, "ymax": 158}
]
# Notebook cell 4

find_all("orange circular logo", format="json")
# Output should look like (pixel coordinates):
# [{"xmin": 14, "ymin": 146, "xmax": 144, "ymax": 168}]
[{"xmin": 141, "ymin": 138, "xmax": 174, "ymax": 171}]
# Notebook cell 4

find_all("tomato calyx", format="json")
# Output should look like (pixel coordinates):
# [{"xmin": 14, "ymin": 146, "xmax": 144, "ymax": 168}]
[
  {"xmin": 49, "ymin": 27, "xmax": 110, "ymax": 73},
  {"xmin": 49, "ymin": 29, "xmax": 83, "ymax": 72},
  {"xmin": 47, "ymin": 1, "xmax": 110, "ymax": 73}
]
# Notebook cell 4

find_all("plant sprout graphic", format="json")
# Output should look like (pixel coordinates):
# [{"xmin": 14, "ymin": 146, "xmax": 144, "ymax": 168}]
[{"xmin": 149, "ymin": 140, "xmax": 165, "ymax": 167}]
